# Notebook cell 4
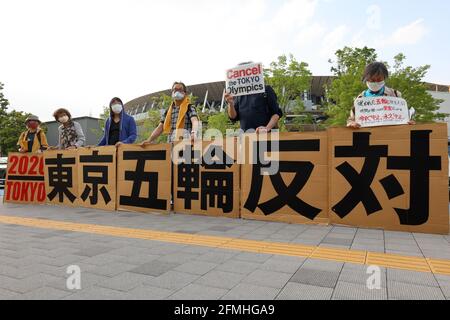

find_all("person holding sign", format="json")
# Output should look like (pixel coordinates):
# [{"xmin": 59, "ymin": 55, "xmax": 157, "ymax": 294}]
[
  {"xmin": 225, "ymin": 62, "xmax": 282, "ymax": 133},
  {"xmin": 347, "ymin": 62, "xmax": 415, "ymax": 129},
  {"xmin": 98, "ymin": 97, "xmax": 137, "ymax": 147},
  {"xmin": 51, "ymin": 108, "xmax": 86, "ymax": 150},
  {"xmin": 142, "ymin": 82, "xmax": 200, "ymax": 144},
  {"xmin": 17, "ymin": 115, "xmax": 49, "ymax": 153}
]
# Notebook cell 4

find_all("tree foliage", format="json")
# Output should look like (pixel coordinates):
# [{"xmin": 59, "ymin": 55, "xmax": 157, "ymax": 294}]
[
  {"xmin": 325, "ymin": 46, "xmax": 446, "ymax": 126},
  {"xmin": 264, "ymin": 54, "xmax": 312, "ymax": 114},
  {"xmin": 0, "ymin": 83, "xmax": 32, "ymax": 156}
]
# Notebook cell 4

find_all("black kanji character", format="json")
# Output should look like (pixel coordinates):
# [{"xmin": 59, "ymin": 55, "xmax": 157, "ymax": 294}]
[
  {"xmin": 177, "ymin": 144, "xmax": 201, "ymax": 210},
  {"xmin": 45, "ymin": 153, "xmax": 76, "ymax": 203},
  {"xmin": 332, "ymin": 132, "xmax": 388, "ymax": 218},
  {"xmin": 386, "ymin": 130, "xmax": 441, "ymax": 225},
  {"xmin": 244, "ymin": 139, "xmax": 322, "ymax": 220},
  {"xmin": 119, "ymin": 150, "xmax": 167, "ymax": 210},
  {"xmin": 79, "ymin": 151, "xmax": 113, "ymax": 205},
  {"xmin": 201, "ymin": 171, "xmax": 233, "ymax": 213}
]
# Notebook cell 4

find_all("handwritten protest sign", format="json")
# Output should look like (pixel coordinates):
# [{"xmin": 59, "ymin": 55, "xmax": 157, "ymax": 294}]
[
  {"xmin": 4, "ymin": 153, "xmax": 46, "ymax": 204},
  {"xmin": 355, "ymin": 96, "xmax": 410, "ymax": 128},
  {"xmin": 226, "ymin": 62, "xmax": 265, "ymax": 97}
]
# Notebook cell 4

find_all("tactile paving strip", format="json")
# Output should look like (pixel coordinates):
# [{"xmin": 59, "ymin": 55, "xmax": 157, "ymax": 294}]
[{"xmin": 1, "ymin": 214, "xmax": 449, "ymax": 276}]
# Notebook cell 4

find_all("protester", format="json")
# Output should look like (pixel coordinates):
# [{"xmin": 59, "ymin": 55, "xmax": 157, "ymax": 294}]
[
  {"xmin": 142, "ymin": 82, "xmax": 200, "ymax": 144},
  {"xmin": 52, "ymin": 108, "xmax": 86, "ymax": 150},
  {"xmin": 98, "ymin": 97, "xmax": 137, "ymax": 147},
  {"xmin": 17, "ymin": 115, "xmax": 49, "ymax": 153},
  {"xmin": 225, "ymin": 62, "xmax": 283, "ymax": 133},
  {"xmin": 347, "ymin": 61, "xmax": 416, "ymax": 129}
]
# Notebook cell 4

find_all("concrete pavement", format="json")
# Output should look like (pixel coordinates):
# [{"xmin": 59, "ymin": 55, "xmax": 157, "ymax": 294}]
[{"xmin": 0, "ymin": 197, "xmax": 449, "ymax": 300}]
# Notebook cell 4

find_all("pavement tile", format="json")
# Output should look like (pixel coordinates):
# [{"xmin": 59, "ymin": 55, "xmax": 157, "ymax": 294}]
[
  {"xmin": 222, "ymin": 284, "xmax": 280, "ymax": 300},
  {"xmin": 130, "ymin": 261, "xmax": 180, "ymax": 277},
  {"xmin": 168, "ymin": 284, "xmax": 227, "ymax": 300},
  {"xmin": 276, "ymin": 282, "xmax": 333, "ymax": 300}
]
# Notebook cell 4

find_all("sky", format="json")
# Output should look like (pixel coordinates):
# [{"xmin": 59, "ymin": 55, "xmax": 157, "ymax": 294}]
[{"xmin": 1, "ymin": 0, "xmax": 449, "ymax": 122}]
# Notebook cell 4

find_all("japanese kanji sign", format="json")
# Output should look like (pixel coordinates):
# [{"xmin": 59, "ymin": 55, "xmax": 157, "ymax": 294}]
[
  {"xmin": 78, "ymin": 147, "xmax": 116, "ymax": 211},
  {"xmin": 44, "ymin": 149, "xmax": 79, "ymax": 207},
  {"xmin": 355, "ymin": 96, "xmax": 410, "ymax": 128},
  {"xmin": 173, "ymin": 139, "xmax": 240, "ymax": 218},
  {"xmin": 6, "ymin": 123, "xmax": 449, "ymax": 235},
  {"xmin": 117, "ymin": 144, "xmax": 171, "ymax": 214},
  {"xmin": 329, "ymin": 124, "xmax": 449, "ymax": 234},
  {"xmin": 4, "ymin": 153, "xmax": 46, "ymax": 204},
  {"xmin": 241, "ymin": 132, "xmax": 330, "ymax": 225},
  {"xmin": 226, "ymin": 62, "xmax": 265, "ymax": 97}
]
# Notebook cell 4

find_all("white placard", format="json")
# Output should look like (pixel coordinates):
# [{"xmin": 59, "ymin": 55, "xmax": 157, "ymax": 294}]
[
  {"xmin": 225, "ymin": 62, "xmax": 265, "ymax": 97},
  {"xmin": 355, "ymin": 96, "xmax": 410, "ymax": 128}
]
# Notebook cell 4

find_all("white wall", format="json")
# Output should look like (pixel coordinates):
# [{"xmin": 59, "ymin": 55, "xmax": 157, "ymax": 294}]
[{"xmin": 429, "ymin": 91, "xmax": 450, "ymax": 139}]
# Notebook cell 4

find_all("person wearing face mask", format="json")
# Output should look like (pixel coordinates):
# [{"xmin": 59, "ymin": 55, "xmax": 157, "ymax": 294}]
[
  {"xmin": 51, "ymin": 108, "xmax": 86, "ymax": 150},
  {"xmin": 98, "ymin": 97, "xmax": 137, "ymax": 147},
  {"xmin": 347, "ymin": 62, "xmax": 416, "ymax": 129},
  {"xmin": 141, "ymin": 82, "xmax": 200, "ymax": 144},
  {"xmin": 17, "ymin": 115, "xmax": 49, "ymax": 153}
]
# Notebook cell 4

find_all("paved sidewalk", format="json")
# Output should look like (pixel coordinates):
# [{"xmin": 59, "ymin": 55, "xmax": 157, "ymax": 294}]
[{"xmin": 0, "ymin": 198, "xmax": 449, "ymax": 300}]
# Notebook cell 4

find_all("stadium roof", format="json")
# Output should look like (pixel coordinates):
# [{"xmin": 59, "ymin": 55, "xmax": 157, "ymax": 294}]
[
  {"xmin": 124, "ymin": 77, "xmax": 449, "ymax": 116},
  {"xmin": 124, "ymin": 77, "xmax": 334, "ymax": 115}
]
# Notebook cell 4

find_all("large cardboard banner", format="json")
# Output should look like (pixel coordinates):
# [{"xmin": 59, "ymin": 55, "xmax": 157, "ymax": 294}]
[
  {"xmin": 173, "ymin": 139, "xmax": 240, "ymax": 218},
  {"xmin": 329, "ymin": 123, "xmax": 449, "ymax": 234},
  {"xmin": 241, "ymin": 132, "xmax": 329, "ymax": 225},
  {"xmin": 4, "ymin": 153, "xmax": 46, "ymax": 204},
  {"xmin": 44, "ymin": 149, "xmax": 79, "ymax": 207},
  {"xmin": 226, "ymin": 62, "xmax": 265, "ymax": 97},
  {"xmin": 77, "ymin": 147, "xmax": 117, "ymax": 211},
  {"xmin": 117, "ymin": 144, "xmax": 171, "ymax": 214}
]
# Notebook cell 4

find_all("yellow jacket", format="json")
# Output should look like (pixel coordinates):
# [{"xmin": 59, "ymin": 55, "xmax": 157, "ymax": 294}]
[{"xmin": 17, "ymin": 129, "xmax": 49, "ymax": 153}]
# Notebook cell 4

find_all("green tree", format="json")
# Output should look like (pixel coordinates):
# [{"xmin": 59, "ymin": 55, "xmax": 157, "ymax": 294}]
[
  {"xmin": 388, "ymin": 53, "xmax": 446, "ymax": 122},
  {"xmin": 138, "ymin": 109, "xmax": 167, "ymax": 143},
  {"xmin": 0, "ymin": 110, "xmax": 31, "ymax": 156},
  {"xmin": 325, "ymin": 46, "xmax": 446, "ymax": 126},
  {"xmin": 0, "ymin": 82, "xmax": 8, "ymax": 117},
  {"xmin": 264, "ymin": 53, "xmax": 313, "ymax": 114},
  {"xmin": 91, "ymin": 106, "xmax": 110, "ymax": 140},
  {"xmin": 325, "ymin": 47, "xmax": 377, "ymax": 126},
  {"xmin": 0, "ymin": 83, "xmax": 32, "ymax": 156},
  {"xmin": 206, "ymin": 112, "xmax": 240, "ymax": 137},
  {"xmin": 136, "ymin": 93, "xmax": 174, "ymax": 143}
]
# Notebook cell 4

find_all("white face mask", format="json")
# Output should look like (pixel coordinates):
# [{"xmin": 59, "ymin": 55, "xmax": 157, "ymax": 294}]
[
  {"xmin": 111, "ymin": 104, "xmax": 123, "ymax": 114},
  {"xmin": 367, "ymin": 81, "xmax": 385, "ymax": 93},
  {"xmin": 58, "ymin": 116, "xmax": 69, "ymax": 124},
  {"xmin": 172, "ymin": 91, "xmax": 185, "ymax": 101}
]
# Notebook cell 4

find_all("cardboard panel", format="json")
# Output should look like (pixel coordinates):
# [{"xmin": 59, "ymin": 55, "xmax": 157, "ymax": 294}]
[
  {"xmin": 44, "ymin": 149, "xmax": 79, "ymax": 207},
  {"xmin": 3, "ymin": 153, "xmax": 46, "ymax": 204},
  {"xmin": 77, "ymin": 146, "xmax": 117, "ymax": 211},
  {"xmin": 173, "ymin": 138, "xmax": 240, "ymax": 218},
  {"xmin": 240, "ymin": 132, "xmax": 330, "ymax": 225},
  {"xmin": 117, "ymin": 144, "xmax": 171, "ymax": 214},
  {"xmin": 329, "ymin": 123, "xmax": 449, "ymax": 235}
]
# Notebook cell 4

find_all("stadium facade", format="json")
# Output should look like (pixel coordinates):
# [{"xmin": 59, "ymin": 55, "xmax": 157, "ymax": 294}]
[{"xmin": 123, "ymin": 76, "xmax": 450, "ymax": 135}]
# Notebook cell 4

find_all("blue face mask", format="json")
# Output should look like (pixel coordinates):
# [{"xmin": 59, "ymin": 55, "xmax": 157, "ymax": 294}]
[
  {"xmin": 172, "ymin": 91, "xmax": 185, "ymax": 101},
  {"xmin": 367, "ymin": 81, "xmax": 385, "ymax": 92}
]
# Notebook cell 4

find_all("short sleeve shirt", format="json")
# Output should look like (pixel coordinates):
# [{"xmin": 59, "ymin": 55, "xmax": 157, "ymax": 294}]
[{"xmin": 161, "ymin": 104, "xmax": 198, "ymax": 142}]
